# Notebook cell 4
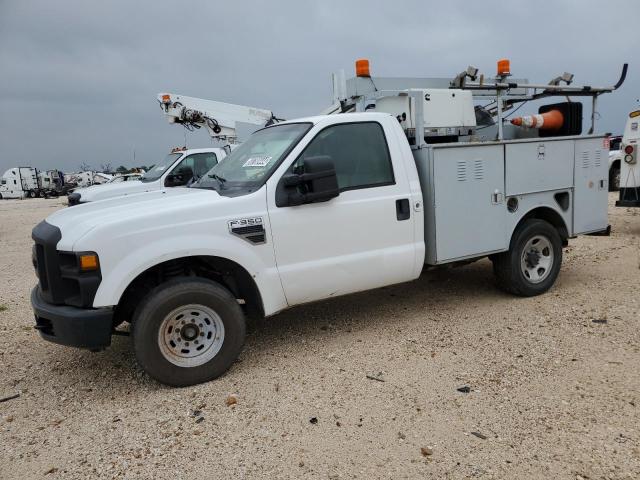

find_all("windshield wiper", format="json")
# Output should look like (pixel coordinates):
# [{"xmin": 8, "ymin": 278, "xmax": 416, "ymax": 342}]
[{"xmin": 207, "ymin": 173, "xmax": 227, "ymax": 189}]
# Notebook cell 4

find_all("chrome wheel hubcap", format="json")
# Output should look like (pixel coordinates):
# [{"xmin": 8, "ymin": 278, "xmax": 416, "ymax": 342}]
[
  {"xmin": 520, "ymin": 235, "xmax": 554, "ymax": 284},
  {"xmin": 158, "ymin": 304, "xmax": 225, "ymax": 367}
]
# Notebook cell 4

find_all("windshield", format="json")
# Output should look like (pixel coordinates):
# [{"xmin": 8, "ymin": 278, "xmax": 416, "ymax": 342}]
[
  {"xmin": 140, "ymin": 153, "xmax": 182, "ymax": 182},
  {"xmin": 196, "ymin": 123, "xmax": 311, "ymax": 193}
]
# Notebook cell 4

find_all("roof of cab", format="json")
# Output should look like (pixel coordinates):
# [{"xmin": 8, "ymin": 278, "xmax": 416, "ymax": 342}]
[{"xmin": 278, "ymin": 112, "xmax": 392, "ymax": 126}]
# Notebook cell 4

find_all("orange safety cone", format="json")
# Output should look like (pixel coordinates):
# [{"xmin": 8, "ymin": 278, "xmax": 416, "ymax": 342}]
[{"xmin": 511, "ymin": 110, "xmax": 564, "ymax": 130}]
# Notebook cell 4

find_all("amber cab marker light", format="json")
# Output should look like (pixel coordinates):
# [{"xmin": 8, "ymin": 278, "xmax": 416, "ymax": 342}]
[
  {"xmin": 79, "ymin": 254, "xmax": 99, "ymax": 271},
  {"xmin": 161, "ymin": 94, "xmax": 171, "ymax": 103},
  {"xmin": 497, "ymin": 58, "xmax": 510, "ymax": 76},
  {"xmin": 355, "ymin": 59, "xmax": 370, "ymax": 77}
]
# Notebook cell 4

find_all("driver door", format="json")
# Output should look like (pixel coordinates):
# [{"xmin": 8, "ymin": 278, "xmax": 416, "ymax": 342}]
[{"xmin": 267, "ymin": 119, "xmax": 419, "ymax": 307}]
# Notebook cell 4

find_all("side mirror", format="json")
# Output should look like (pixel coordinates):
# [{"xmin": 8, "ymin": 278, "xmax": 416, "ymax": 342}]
[
  {"xmin": 165, "ymin": 174, "xmax": 179, "ymax": 187},
  {"xmin": 276, "ymin": 155, "xmax": 339, "ymax": 207},
  {"xmin": 165, "ymin": 167, "xmax": 193, "ymax": 187}
]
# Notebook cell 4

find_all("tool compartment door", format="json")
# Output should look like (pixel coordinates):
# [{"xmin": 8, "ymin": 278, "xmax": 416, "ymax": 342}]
[
  {"xmin": 505, "ymin": 140, "xmax": 574, "ymax": 196},
  {"xmin": 574, "ymin": 137, "xmax": 609, "ymax": 234},
  {"xmin": 431, "ymin": 145, "xmax": 506, "ymax": 263}
]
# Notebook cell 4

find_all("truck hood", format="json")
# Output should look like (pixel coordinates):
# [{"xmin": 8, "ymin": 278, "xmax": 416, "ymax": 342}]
[
  {"xmin": 73, "ymin": 179, "xmax": 154, "ymax": 202},
  {"xmin": 47, "ymin": 188, "xmax": 221, "ymax": 250}
]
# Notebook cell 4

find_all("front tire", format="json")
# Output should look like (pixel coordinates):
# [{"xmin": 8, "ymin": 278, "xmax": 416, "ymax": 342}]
[
  {"xmin": 492, "ymin": 219, "xmax": 562, "ymax": 296},
  {"xmin": 132, "ymin": 277, "xmax": 246, "ymax": 387}
]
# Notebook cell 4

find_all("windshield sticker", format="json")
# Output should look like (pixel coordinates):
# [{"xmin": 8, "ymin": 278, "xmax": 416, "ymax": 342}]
[
  {"xmin": 155, "ymin": 166, "xmax": 166, "ymax": 171},
  {"xmin": 243, "ymin": 155, "xmax": 272, "ymax": 167}
]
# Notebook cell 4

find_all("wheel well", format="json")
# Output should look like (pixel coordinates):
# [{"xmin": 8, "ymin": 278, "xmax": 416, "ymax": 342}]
[
  {"xmin": 114, "ymin": 256, "xmax": 264, "ymax": 325},
  {"xmin": 611, "ymin": 159, "xmax": 620, "ymax": 171},
  {"xmin": 517, "ymin": 207, "xmax": 569, "ymax": 247}
]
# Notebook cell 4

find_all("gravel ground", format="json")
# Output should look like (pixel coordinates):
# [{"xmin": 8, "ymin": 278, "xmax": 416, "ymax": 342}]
[{"xmin": 1, "ymin": 195, "xmax": 639, "ymax": 479}]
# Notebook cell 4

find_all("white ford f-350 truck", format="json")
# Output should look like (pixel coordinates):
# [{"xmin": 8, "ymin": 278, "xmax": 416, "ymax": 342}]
[
  {"xmin": 67, "ymin": 148, "xmax": 223, "ymax": 205},
  {"xmin": 30, "ymin": 61, "xmax": 624, "ymax": 386}
]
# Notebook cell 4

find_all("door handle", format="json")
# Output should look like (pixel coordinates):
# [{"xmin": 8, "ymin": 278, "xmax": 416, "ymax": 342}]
[{"xmin": 396, "ymin": 199, "xmax": 410, "ymax": 221}]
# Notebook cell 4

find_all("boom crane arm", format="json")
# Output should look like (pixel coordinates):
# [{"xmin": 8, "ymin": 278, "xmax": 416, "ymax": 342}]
[{"xmin": 158, "ymin": 93, "xmax": 283, "ymax": 143}]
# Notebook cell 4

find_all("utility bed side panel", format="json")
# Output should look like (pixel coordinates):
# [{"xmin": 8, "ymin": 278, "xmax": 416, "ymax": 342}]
[
  {"xmin": 573, "ymin": 137, "xmax": 609, "ymax": 234},
  {"xmin": 424, "ymin": 144, "xmax": 507, "ymax": 264},
  {"xmin": 505, "ymin": 140, "xmax": 574, "ymax": 196}
]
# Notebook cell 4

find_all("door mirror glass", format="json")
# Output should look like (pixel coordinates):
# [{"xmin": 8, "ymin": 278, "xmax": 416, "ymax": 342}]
[{"xmin": 276, "ymin": 155, "xmax": 339, "ymax": 207}]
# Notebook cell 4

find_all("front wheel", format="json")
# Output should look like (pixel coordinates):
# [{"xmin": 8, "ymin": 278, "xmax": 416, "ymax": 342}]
[
  {"xmin": 492, "ymin": 219, "xmax": 562, "ymax": 296},
  {"xmin": 132, "ymin": 277, "xmax": 246, "ymax": 387}
]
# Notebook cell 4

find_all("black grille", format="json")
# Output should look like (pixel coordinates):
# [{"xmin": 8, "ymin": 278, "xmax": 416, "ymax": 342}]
[
  {"xmin": 31, "ymin": 221, "xmax": 101, "ymax": 308},
  {"xmin": 32, "ymin": 221, "xmax": 62, "ymax": 304},
  {"xmin": 35, "ymin": 244, "xmax": 48, "ymax": 291}
]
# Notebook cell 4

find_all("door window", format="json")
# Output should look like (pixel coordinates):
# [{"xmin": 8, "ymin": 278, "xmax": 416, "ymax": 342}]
[
  {"xmin": 168, "ymin": 152, "xmax": 218, "ymax": 186},
  {"xmin": 293, "ymin": 122, "xmax": 394, "ymax": 191},
  {"xmin": 186, "ymin": 152, "xmax": 218, "ymax": 178}
]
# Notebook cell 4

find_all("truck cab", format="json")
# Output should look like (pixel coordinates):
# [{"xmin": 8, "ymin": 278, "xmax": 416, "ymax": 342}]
[
  {"xmin": 67, "ymin": 147, "xmax": 225, "ymax": 205},
  {"xmin": 0, "ymin": 167, "xmax": 39, "ymax": 199}
]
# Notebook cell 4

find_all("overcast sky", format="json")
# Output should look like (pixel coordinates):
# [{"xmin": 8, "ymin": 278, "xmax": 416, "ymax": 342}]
[{"xmin": 1, "ymin": 0, "xmax": 638, "ymax": 174}]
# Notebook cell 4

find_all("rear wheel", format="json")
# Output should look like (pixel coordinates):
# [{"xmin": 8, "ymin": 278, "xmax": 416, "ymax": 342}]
[
  {"xmin": 28, "ymin": 190, "xmax": 37, "ymax": 198},
  {"xmin": 132, "ymin": 277, "xmax": 246, "ymax": 387},
  {"xmin": 492, "ymin": 219, "xmax": 562, "ymax": 296},
  {"xmin": 609, "ymin": 164, "xmax": 620, "ymax": 191}
]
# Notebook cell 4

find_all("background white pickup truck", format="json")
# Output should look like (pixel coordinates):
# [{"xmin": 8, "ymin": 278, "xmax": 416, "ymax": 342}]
[
  {"xmin": 31, "ymin": 110, "xmax": 609, "ymax": 386},
  {"xmin": 67, "ymin": 147, "xmax": 224, "ymax": 205}
]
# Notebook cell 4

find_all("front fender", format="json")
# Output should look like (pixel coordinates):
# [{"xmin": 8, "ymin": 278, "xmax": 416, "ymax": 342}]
[{"xmin": 92, "ymin": 233, "xmax": 287, "ymax": 316}]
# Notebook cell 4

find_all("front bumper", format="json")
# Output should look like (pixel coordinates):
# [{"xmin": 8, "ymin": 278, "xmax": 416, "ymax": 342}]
[{"xmin": 31, "ymin": 286, "xmax": 113, "ymax": 349}]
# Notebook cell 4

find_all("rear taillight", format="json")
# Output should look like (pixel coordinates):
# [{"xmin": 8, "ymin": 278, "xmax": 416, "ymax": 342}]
[{"xmin": 624, "ymin": 145, "xmax": 634, "ymax": 155}]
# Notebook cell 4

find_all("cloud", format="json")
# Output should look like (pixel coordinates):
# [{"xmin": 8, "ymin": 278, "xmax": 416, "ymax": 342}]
[{"xmin": 0, "ymin": 0, "xmax": 638, "ymax": 174}]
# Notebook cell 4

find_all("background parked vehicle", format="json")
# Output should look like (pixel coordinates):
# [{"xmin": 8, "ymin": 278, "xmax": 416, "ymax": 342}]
[
  {"xmin": 66, "ymin": 148, "xmax": 223, "ymax": 205},
  {"xmin": 0, "ymin": 167, "xmax": 40, "ymax": 199},
  {"xmin": 616, "ymin": 110, "xmax": 640, "ymax": 207},
  {"xmin": 107, "ymin": 173, "xmax": 143, "ymax": 183},
  {"xmin": 608, "ymin": 135, "xmax": 623, "ymax": 191}
]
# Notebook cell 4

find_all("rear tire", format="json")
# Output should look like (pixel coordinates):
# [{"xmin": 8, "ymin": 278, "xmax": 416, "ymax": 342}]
[
  {"xmin": 28, "ymin": 190, "xmax": 36, "ymax": 198},
  {"xmin": 492, "ymin": 219, "xmax": 562, "ymax": 296},
  {"xmin": 132, "ymin": 277, "xmax": 246, "ymax": 387},
  {"xmin": 609, "ymin": 165, "xmax": 620, "ymax": 191}
]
